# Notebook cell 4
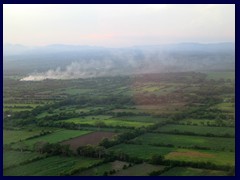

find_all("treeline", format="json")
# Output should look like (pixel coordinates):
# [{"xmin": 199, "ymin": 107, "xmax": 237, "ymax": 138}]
[
  {"xmin": 152, "ymin": 131, "xmax": 235, "ymax": 138},
  {"xmin": 33, "ymin": 142, "xmax": 73, "ymax": 156}
]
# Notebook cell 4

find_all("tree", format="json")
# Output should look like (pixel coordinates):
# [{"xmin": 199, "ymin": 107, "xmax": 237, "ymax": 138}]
[
  {"xmin": 94, "ymin": 146, "xmax": 106, "ymax": 159},
  {"xmin": 95, "ymin": 121, "xmax": 106, "ymax": 128},
  {"xmin": 18, "ymin": 141, "xmax": 28, "ymax": 152},
  {"xmin": 149, "ymin": 154, "xmax": 164, "ymax": 164},
  {"xmin": 61, "ymin": 144, "xmax": 73, "ymax": 156},
  {"xmin": 33, "ymin": 141, "xmax": 48, "ymax": 154}
]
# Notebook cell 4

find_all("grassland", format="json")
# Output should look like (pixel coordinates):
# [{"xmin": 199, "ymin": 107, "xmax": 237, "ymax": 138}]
[
  {"xmin": 4, "ymin": 156, "xmax": 101, "ymax": 176},
  {"xmin": 160, "ymin": 167, "xmax": 228, "ymax": 176},
  {"xmin": 131, "ymin": 133, "xmax": 235, "ymax": 151},
  {"xmin": 156, "ymin": 124, "xmax": 235, "ymax": 136}
]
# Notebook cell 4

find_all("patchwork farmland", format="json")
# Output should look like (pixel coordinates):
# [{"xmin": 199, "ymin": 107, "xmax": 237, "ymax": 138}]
[{"xmin": 3, "ymin": 71, "xmax": 235, "ymax": 176}]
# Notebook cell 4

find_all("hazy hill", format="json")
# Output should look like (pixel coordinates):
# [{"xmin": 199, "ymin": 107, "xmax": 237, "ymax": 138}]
[{"xmin": 3, "ymin": 42, "xmax": 235, "ymax": 78}]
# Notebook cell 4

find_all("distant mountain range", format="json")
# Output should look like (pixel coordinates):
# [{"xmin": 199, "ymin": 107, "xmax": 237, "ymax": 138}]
[{"xmin": 3, "ymin": 42, "xmax": 235, "ymax": 78}]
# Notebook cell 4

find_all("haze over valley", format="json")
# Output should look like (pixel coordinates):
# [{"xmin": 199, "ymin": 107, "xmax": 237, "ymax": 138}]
[{"xmin": 3, "ymin": 4, "xmax": 235, "ymax": 176}]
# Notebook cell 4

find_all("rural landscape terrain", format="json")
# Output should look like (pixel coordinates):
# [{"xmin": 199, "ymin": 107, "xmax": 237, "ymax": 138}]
[
  {"xmin": 3, "ymin": 4, "xmax": 235, "ymax": 176},
  {"xmin": 3, "ymin": 50, "xmax": 235, "ymax": 175}
]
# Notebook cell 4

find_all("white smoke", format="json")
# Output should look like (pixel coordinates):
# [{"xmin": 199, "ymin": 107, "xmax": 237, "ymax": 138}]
[{"xmin": 20, "ymin": 61, "xmax": 117, "ymax": 81}]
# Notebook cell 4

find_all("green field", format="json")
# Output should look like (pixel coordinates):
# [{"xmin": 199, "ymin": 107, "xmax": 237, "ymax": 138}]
[
  {"xmin": 4, "ymin": 103, "xmax": 41, "ymax": 108},
  {"xmin": 165, "ymin": 149, "xmax": 235, "ymax": 166},
  {"xmin": 3, "ymin": 72, "xmax": 235, "ymax": 176},
  {"xmin": 113, "ymin": 163, "xmax": 166, "ymax": 176},
  {"xmin": 114, "ymin": 116, "xmax": 167, "ymax": 123},
  {"xmin": 4, "ymin": 107, "xmax": 33, "ymax": 112},
  {"xmin": 56, "ymin": 88, "xmax": 92, "ymax": 95},
  {"xmin": 13, "ymin": 130, "xmax": 92, "ymax": 150},
  {"xmin": 4, "ymin": 103, "xmax": 42, "ymax": 112},
  {"xmin": 59, "ymin": 116, "xmax": 153, "ymax": 128},
  {"xmin": 4, "ymin": 129, "xmax": 43, "ymax": 144},
  {"xmin": 131, "ymin": 133, "xmax": 235, "ymax": 151},
  {"xmin": 178, "ymin": 119, "xmax": 233, "ymax": 126},
  {"xmin": 205, "ymin": 71, "xmax": 235, "ymax": 81},
  {"xmin": 156, "ymin": 124, "xmax": 235, "ymax": 136},
  {"xmin": 214, "ymin": 103, "xmax": 235, "ymax": 113},
  {"xmin": 108, "ymin": 144, "xmax": 174, "ymax": 160},
  {"xmin": 4, "ymin": 156, "xmax": 101, "ymax": 176},
  {"xmin": 3, "ymin": 151, "xmax": 46, "ymax": 169},
  {"xmin": 160, "ymin": 167, "xmax": 228, "ymax": 176},
  {"xmin": 77, "ymin": 161, "xmax": 128, "ymax": 176}
]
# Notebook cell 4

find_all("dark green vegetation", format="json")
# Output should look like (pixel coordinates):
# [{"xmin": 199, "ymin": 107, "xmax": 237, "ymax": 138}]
[
  {"xmin": 160, "ymin": 167, "xmax": 229, "ymax": 176},
  {"xmin": 77, "ymin": 160, "xmax": 129, "ymax": 176},
  {"xmin": 155, "ymin": 124, "xmax": 235, "ymax": 137},
  {"xmin": 3, "ymin": 71, "xmax": 235, "ymax": 176},
  {"xmin": 4, "ymin": 156, "xmax": 102, "ymax": 176},
  {"xmin": 131, "ymin": 133, "xmax": 234, "ymax": 151},
  {"xmin": 112, "ymin": 163, "xmax": 166, "ymax": 176}
]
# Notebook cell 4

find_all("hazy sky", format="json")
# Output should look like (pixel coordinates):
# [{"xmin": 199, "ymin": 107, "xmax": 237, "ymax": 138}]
[{"xmin": 3, "ymin": 4, "xmax": 235, "ymax": 47}]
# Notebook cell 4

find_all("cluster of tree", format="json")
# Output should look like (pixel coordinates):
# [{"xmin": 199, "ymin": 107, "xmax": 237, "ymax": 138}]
[
  {"xmin": 99, "ymin": 129, "xmax": 146, "ymax": 148},
  {"xmin": 33, "ymin": 142, "xmax": 73, "ymax": 156},
  {"xmin": 152, "ymin": 131, "xmax": 234, "ymax": 138},
  {"xmin": 51, "ymin": 95, "xmax": 135, "ymax": 108},
  {"xmin": 106, "ymin": 151, "xmax": 143, "ymax": 164}
]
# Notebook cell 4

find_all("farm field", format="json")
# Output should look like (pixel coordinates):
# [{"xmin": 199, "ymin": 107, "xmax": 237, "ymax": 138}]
[
  {"xmin": 3, "ymin": 71, "xmax": 235, "ymax": 176},
  {"xmin": 58, "ymin": 117, "xmax": 154, "ymax": 128},
  {"xmin": 205, "ymin": 71, "xmax": 235, "ymax": 81},
  {"xmin": 112, "ymin": 116, "xmax": 167, "ymax": 123},
  {"xmin": 3, "ymin": 151, "xmax": 46, "ymax": 169},
  {"xmin": 178, "ymin": 119, "xmax": 234, "ymax": 127},
  {"xmin": 156, "ymin": 125, "xmax": 235, "ymax": 136},
  {"xmin": 214, "ymin": 103, "xmax": 235, "ymax": 113},
  {"xmin": 77, "ymin": 160, "xmax": 129, "ymax": 176},
  {"xmin": 61, "ymin": 131, "xmax": 117, "ymax": 151},
  {"xmin": 12, "ymin": 130, "xmax": 92, "ymax": 150},
  {"xmin": 131, "ymin": 133, "xmax": 235, "ymax": 151},
  {"xmin": 4, "ymin": 107, "xmax": 33, "ymax": 112},
  {"xmin": 160, "ymin": 167, "xmax": 229, "ymax": 176},
  {"xmin": 4, "ymin": 129, "xmax": 44, "ymax": 144},
  {"xmin": 108, "ymin": 144, "xmax": 175, "ymax": 160},
  {"xmin": 112, "ymin": 163, "xmax": 166, "ymax": 176},
  {"xmin": 165, "ymin": 149, "xmax": 235, "ymax": 166},
  {"xmin": 4, "ymin": 103, "xmax": 43, "ymax": 112},
  {"xmin": 4, "ymin": 156, "xmax": 101, "ymax": 176}
]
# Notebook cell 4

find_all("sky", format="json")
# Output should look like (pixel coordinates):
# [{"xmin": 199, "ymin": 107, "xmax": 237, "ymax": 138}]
[{"xmin": 3, "ymin": 4, "xmax": 235, "ymax": 47}]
